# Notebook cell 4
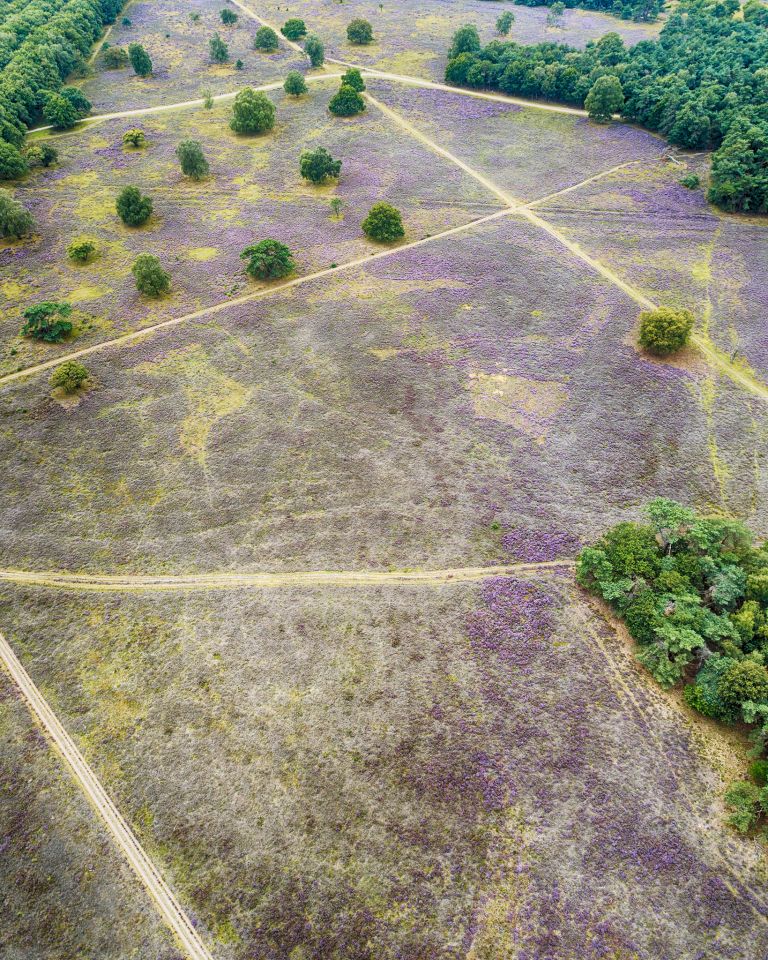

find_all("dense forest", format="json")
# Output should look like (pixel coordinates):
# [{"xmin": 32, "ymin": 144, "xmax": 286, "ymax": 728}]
[{"xmin": 447, "ymin": 0, "xmax": 768, "ymax": 212}]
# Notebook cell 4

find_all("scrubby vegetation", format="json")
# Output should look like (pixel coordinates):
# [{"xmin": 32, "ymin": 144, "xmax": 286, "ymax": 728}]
[
  {"xmin": 281, "ymin": 17, "xmax": 306, "ymax": 41},
  {"xmin": 511, "ymin": 0, "xmax": 662, "ymax": 21},
  {"xmin": 0, "ymin": 189, "xmax": 32, "ymax": 238},
  {"xmin": 637, "ymin": 307, "xmax": 695, "ymax": 356},
  {"xmin": 283, "ymin": 70, "xmax": 307, "ymax": 97},
  {"xmin": 341, "ymin": 67, "xmax": 366, "ymax": 93},
  {"xmin": 50, "ymin": 360, "xmax": 89, "ymax": 393},
  {"xmin": 176, "ymin": 140, "xmax": 209, "ymax": 180},
  {"xmin": 347, "ymin": 18, "xmax": 374, "ymax": 45},
  {"xmin": 67, "ymin": 238, "xmax": 97, "ymax": 263},
  {"xmin": 129, "ymin": 41, "xmax": 152, "ymax": 77},
  {"xmin": 122, "ymin": 128, "xmax": 147, "ymax": 148},
  {"xmin": 253, "ymin": 25, "xmax": 279, "ymax": 52},
  {"xmin": 304, "ymin": 33, "xmax": 324, "ymax": 67}
]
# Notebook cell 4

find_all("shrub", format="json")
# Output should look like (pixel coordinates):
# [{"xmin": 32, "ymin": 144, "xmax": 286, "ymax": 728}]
[
  {"xmin": 718, "ymin": 659, "xmax": 768, "ymax": 712},
  {"xmin": 680, "ymin": 173, "xmax": 700, "ymax": 190},
  {"xmin": 132, "ymin": 254, "xmax": 170, "ymax": 296},
  {"xmin": 284, "ymin": 71, "xmax": 308, "ymax": 97},
  {"xmin": 585, "ymin": 76, "xmax": 624, "ymax": 123},
  {"xmin": 254, "ymin": 25, "xmax": 279, "ymax": 51},
  {"xmin": 176, "ymin": 140, "xmax": 209, "ymax": 180},
  {"xmin": 103, "ymin": 45, "xmax": 129, "ymax": 68},
  {"xmin": 220, "ymin": 7, "xmax": 237, "ymax": 25},
  {"xmin": 347, "ymin": 18, "xmax": 374, "ymax": 45},
  {"xmin": 329, "ymin": 84, "xmax": 365, "ymax": 117},
  {"xmin": 496, "ymin": 11, "xmax": 515, "ymax": 35},
  {"xmin": 201, "ymin": 88, "xmax": 214, "ymax": 109},
  {"xmin": 637, "ymin": 307, "xmax": 694, "ymax": 356},
  {"xmin": 209, "ymin": 34, "xmax": 229, "ymax": 63},
  {"xmin": 235, "ymin": 59, "xmax": 243, "ymax": 70},
  {"xmin": 547, "ymin": 1, "xmax": 566, "ymax": 26},
  {"xmin": 50, "ymin": 360, "xmax": 88, "ymax": 393},
  {"xmin": 330, "ymin": 197, "xmax": 343, "ymax": 219},
  {"xmin": 21, "ymin": 302, "xmax": 73, "ymax": 342},
  {"xmin": 751, "ymin": 759, "xmax": 768, "ymax": 787},
  {"xmin": 724, "ymin": 780, "xmax": 761, "ymax": 833},
  {"xmin": 304, "ymin": 34, "xmax": 324, "ymax": 67},
  {"xmin": 240, "ymin": 239, "xmax": 295, "ymax": 280},
  {"xmin": 230, "ymin": 88, "xmax": 275, "ymax": 134},
  {"xmin": 282, "ymin": 18, "xmax": 306, "ymax": 41},
  {"xmin": 300, "ymin": 146, "xmax": 341, "ymax": 184},
  {"xmin": 67, "ymin": 239, "xmax": 97, "ymax": 263},
  {"xmin": 25, "ymin": 144, "xmax": 58, "ymax": 168},
  {"xmin": 43, "ymin": 94, "xmax": 79, "ymax": 130},
  {"xmin": 116, "ymin": 186, "xmax": 153, "ymax": 226},
  {"xmin": 123, "ymin": 128, "xmax": 147, "ymax": 148},
  {"xmin": 0, "ymin": 191, "xmax": 33, "ymax": 239},
  {"xmin": 362, "ymin": 202, "xmax": 404, "ymax": 243},
  {"xmin": 129, "ymin": 43, "xmax": 153, "ymax": 77},
  {"xmin": 0, "ymin": 142, "xmax": 27, "ymax": 180},
  {"xmin": 341, "ymin": 67, "xmax": 365, "ymax": 92}
]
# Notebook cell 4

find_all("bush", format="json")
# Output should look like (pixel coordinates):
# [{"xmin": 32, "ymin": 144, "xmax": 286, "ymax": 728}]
[
  {"xmin": 300, "ymin": 146, "xmax": 341, "ymax": 184},
  {"xmin": 43, "ymin": 93, "xmax": 79, "ymax": 130},
  {"xmin": 0, "ymin": 190, "xmax": 33, "ymax": 239},
  {"xmin": 132, "ymin": 254, "xmax": 170, "ymax": 296},
  {"xmin": 230, "ymin": 88, "xmax": 276, "ymax": 134},
  {"xmin": 496, "ymin": 11, "xmax": 515, "ymax": 35},
  {"xmin": 116, "ymin": 186, "xmax": 153, "ymax": 226},
  {"xmin": 25, "ymin": 144, "xmax": 58, "ymax": 168},
  {"xmin": 679, "ymin": 173, "xmax": 700, "ymax": 190},
  {"xmin": 341, "ymin": 67, "xmax": 365, "ymax": 92},
  {"xmin": 50, "ymin": 360, "xmax": 88, "ymax": 393},
  {"xmin": 21, "ymin": 302, "xmax": 72, "ymax": 342},
  {"xmin": 362, "ymin": 202, "xmax": 404, "ymax": 243},
  {"xmin": 282, "ymin": 18, "xmax": 306, "ymax": 41},
  {"xmin": 347, "ymin": 18, "xmax": 373, "ymax": 45},
  {"xmin": 235, "ymin": 59, "xmax": 243, "ymax": 70},
  {"xmin": 220, "ymin": 7, "xmax": 237, "ymax": 24},
  {"xmin": 304, "ymin": 34, "xmax": 324, "ymax": 67},
  {"xmin": 328, "ymin": 84, "xmax": 365, "ymax": 117},
  {"xmin": 67, "ymin": 239, "xmax": 97, "ymax": 263},
  {"xmin": 129, "ymin": 43, "xmax": 153, "ymax": 77},
  {"xmin": 284, "ymin": 71, "xmax": 308, "ymax": 97},
  {"xmin": 176, "ymin": 140, "xmax": 209, "ymax": 180},
  {"xmin": 240, "ymin": 239, "xmax": 295, "ymax": 280},
  {"xmin": 103, "ymin": 45, "xmax": 129, "ymax": 68},
  {"xmin": 638, "ymin": 307, "xmax": 694, "ymax": 356},
  {"xmin": 0, "ymin": 142, "xmax": 27, "ymax": 180},
  {"xmin": 585, "ymin": 76, "xmax": 624, "ymax": 123},
  {"xmin": 209, "ymin": 34, "xmax": 229, "ymax": 63},
  {"xmin": 123, "ymin": 128, "xmax": 147, "ymax": 148},
  {"xmin": 724, "ymin": 780, "xmax": 761, "ymax": 833},
  {"xmin": 254, "ymin": 25, "xmax": 279, "ymax": 51}
]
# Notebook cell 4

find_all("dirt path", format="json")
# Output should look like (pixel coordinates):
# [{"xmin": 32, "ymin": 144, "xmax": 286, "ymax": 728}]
[{"xmin": 0, "ymin": 630, "xmax": 215, "ymax": 960}]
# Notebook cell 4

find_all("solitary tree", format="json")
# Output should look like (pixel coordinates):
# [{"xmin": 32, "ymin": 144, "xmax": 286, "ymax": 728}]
[
  {"xmin": 300, "ymin": 146, "xmax": 341, "ymax": 183},
  {"xmin": 254, "ymin": 25, "xmax": 279, "ymax": 51},
  {"xmin": 220, "ymin": 7, "xmax": 237, "ymax": 24},
  {"xmin": 67, "ymin": 239, "xmax": 97, "ymax": 263},
  {"xmin": 347, "ymin": 18, "xmax": 374, "ymax": 44},
  {"xmin": 21, "ymin": 302, "xmax": 73, "ymax": 342},
  {"xmin": 132, "ymin": 254, "xmax": 171, "ymax": 296},
  {"xmin": 116, "ymin": 185, "xmax": 153, "ymax": 226},
  {"xmin": 230, "ymin": 88, "xmax": 276, "ymax": 134},
  {"xmin": 176, "ymin": 140, "xmax": 209, "ymax": 179},
  {"xmin": 0, "ymin": 142, "xmax": 27, "ymax": 180},
  {"xmin": 0, "ymin": 191, "xmax": 33, "ymax": 238},
  {"xmin": 304, "ymin": 34, "xmax": 325, "ymax": 67},
  {"xmin": 50, "ymin": 361, "xmax": 89, "ymax": 393},
  {"xmin": 341, "ymin": 67, "xmax": 365, "ymax": 92},
  {"xmin": 103, "ymin": 45, "xmax": 129, "ymax": 67},
  {"xmin": 284, "ymin": 70, "xmax": 308, "ymax": 97},
  {"xmin": 209, "ymin": 34, "xmax": 229, "ymax": 62},
  {"xmin": 240, "ymin": 239, "xmax": 295, "ymax": 280},
  {"xmin": 637, "ymin": 307, "xmax": 694, "ymax": 356},
  {"xmin": 496, "ymin": 10, "xmax": 515, "ymax": 35},
  {"xmin": 546, "ymin": 1, "xmax": 565, "ymax": 26},
  {"xmin": 43, "ymin": 93, "xmax": 79, "ymax": 129},
  {"xmin": 448, "ymin": 24, "xmax": 481, "ymax": 59},
  {"xmin": 328, "ymin": 83, "xmax": 365, "ymax": 117},
  {"xmin": 362, "ymin": 202, "xmax": 404, "ymax": 242},
  {"xmin": 123, "ymin": 128, "xmax": 147, "ymax": 148},
  {"xmin": 282, "ymin": 18, "xmax": 307, "ymax": 40},
  {"xmin": 129, "ymin": 43, "xmax": 153, "ymax": 77},
  {"xmin": 585, "ymin": 75, "xmax": 624, "ymax": 123}
]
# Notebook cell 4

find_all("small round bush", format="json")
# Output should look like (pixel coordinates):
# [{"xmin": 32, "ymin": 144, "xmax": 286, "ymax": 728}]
[
  {"xmin": 284, "ymin": 70, "xmax": 308, "ymax": 97},
  {"xmin": 718, "ymin": 659, "xmax": 768, "ymax": 711},
  {"xmin": 43, "ymin": 94, "xmax": 79, "ymax": 130},
  {"xmin": 235, "ymin": 58, "xmax": 243, "ymax": 70},
  {"xmin": 300, "ymin": 146, "xmax": 341, "ymax": 184},
  {"xmin": 341, "ymin": 67, "xmax": 365, "ymax": 92},
  {"xmin": 209, "ymin": 34, "xmax": 229, "ymax": 63},
  {"xmin": 67, "ymin": 239, "xmax": 97, "ymax": 263},
  {"xmin": 680, "ymin": 173, "xmax": 700, "ymax": 190},
  {"xmin": 220, "ymin": 7, "xmax": 237, "ymax": 25},
  {"xmin": 0, "ymin": 142, "xmax": 28, "ymax": 180},
  {"xmin": 103, "ymin": 45, "xmax": 129, "ymax": 68},
  {"xmin": 304, "ymin": 34, "xmax": 324, "ymax": 67},
  {"xmin": 240, "ymin": 239, "xmax": 295, "ymax": 280},
  {"xmin": 129, "ymin": 43, "xmax": 153, "ymax": 77},
  {"xmin": 176, "ymin": 140, "xmax": 209, "ymax": 180},
  {"xmin": 638, "ymin": 307, "xmax": 695, "ymax": 356},
  {"xmin": 123, "ymin": 128, "xmax": 147, "ymax": 148},
  {"xmin": 362, "ymin": 202, "xmax": 404, "ymax": 243},
  {"xmin": 132, "ymin": 253, "xmax": 170, "ymax": 296},
  {"xmin": 0, "ymin": 190, "xmax": 33, "ymax": 239},
  {"xmin": 25, "ymin": 144, "xmax": 58, "ymax": 168},
  {"xmin": 116, "ymin": 185, "xmax": 153, "ymax": 226},
  {"xmin": 21, "ymin": 302, "xmax": 73, "ymax": 342},
  {"xmin": 254, "ymin": 25, "xmax": 279, "ymax": 51},
  {"xmin": 230, "ymin": 88, "xmax": 275, "ymax": 134},
  {"xmin": 282, "ymin": 18, "xmax": 306, "ymax": 41},
  {"xmin": 50, "ymin": 360, "xmax": 89, "ymax": 393},
  {"xmin": 328, "ymin": 84, "xmax": 365, "ymax": 117},
  {"xmin": 347, "ymin": 18, "xmax": 373, "ymax": 44}
]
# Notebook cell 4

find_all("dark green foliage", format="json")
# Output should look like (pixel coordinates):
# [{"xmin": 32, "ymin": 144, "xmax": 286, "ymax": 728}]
[
  {"xmin": 230, "ymin": 88, "xmax": 275, "ymax": 134},
  {"xmin": 60, "ymin": 86, "xmax": 91, "ymax": 117},
  {"xmin": 300, "ymin": 146, "xmax": 341, "ymax": 184},
  {"xmin": 341, "ymin": 67, "xmax": 366, "ymax": 92},
  {"xmin": 21, "ymin": 301, "xmax": 72, "ymax": 342},
  {"xmin": 209, "ymin": 34, "xmax": 228, "ymax": 63},
  {"xmin": 328, "ymin": 84, "xmax": 365, "ymax": 117},
  {"xmin": 175, "ymin": 140, "xmax": 208, "ymax": 180},
  {"xmin": 362, "ymin": 202, "xmax": 404, "ymax": 243},
  {"xmin": 132, "ymin": 253, "xmax": 170, "ymax": 296},
  {"xmin": 235, "ymin": 58, "xmax": 243, "ymax": 70},
  {"xmin": 546, "ymin": 1, "xmax": 566, "ymax": 26},
  {"xmin": 116, "ymin": 185, "xmax": 152, "ymax": 226},
  {"xmin": 623, "ymin": 590, "xmax": 662, "ymax": 645},
  {"xmin": 24, "ymin": 143, "xmax": 57, "ymax": 168},
  {"xmin": 0, "ymin": 189, "xmax": 33, "ymax": 238},
  {"xmin": 750, "ymin": 759, "xmax": 768, "ymax": 786},
  {"xmin": 680, "ymin": 174, "xmax": 700, "ymax": 190},
  {"xmin": 67, "ymin": 238, "xmax": 96, "ymax": 262},
  {"xmin": 281, "ymin": 18, "xmax": 306, "ymax": 41},
  {"xmin": 496, "ymin": 11, "xmax": 515, "ymax": 34},
  {"xmin": 718, "ymin": 659, "xmax": 768, "ymax": 712},
  {"xmin": 254, "ymin": 25, "xmax": 279, "ymax": 51},
  {"xmin": 744, "ymin": 0, "xmax": 768, "ymax": 24},
  {"xmin": 103, "ymin": 44, "xmax": 129, "ymax": 67},
  {"xmin": 449, "ymin": 24, "xmax": 481, "ymax": 60},
  {"xmin": 50, "ymin": 360, "xmax": 88, "ymax": 393},
  {"xmin": 240, "ymin": 239, "xmax": 295, "ymax": 280},
  {"xmin": 0, "ymin": 142, "xmax": 27, "ymax": 179},
  {"xmin": 304, "ymin": 34, "xmax": 324, "ymax": 67},
  {"xmin": 585, "ymin": 75, "xmax": 623, "ymax": 123},
  {"xmin": 724, "ymin": 780, "xmax": 763, "ymax": 833},
  {"xmin": 283, "ymin": 71, "xmax": 307, "ymax": 97},
  {"xmin": 346, "ymin": 18, "xmax": 373, "ymax": 44},
  {"xmin": 42, "ymin": 93, "xmax": 79, "ymax": 129},
  {"xmin": 128, "ymin": 42, "xmax": 152, "ymax": 76},
  {"xmin": 638, "ymin": 307, "xmax": 695, "ymax": 356},
  {"xmin": 220, "ymin": 7, "xmax": 237, "ymax": 25}
]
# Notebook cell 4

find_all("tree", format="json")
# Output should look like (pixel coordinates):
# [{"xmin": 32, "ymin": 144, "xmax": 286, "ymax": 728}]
[
  {"xmin": 328, "ymin": 84, "xmax": 365, "ymax": 117},
  {"xmin": 638, "ymin": 307, "xmax": 694, "ymax": 356},
  {"xmin": 284, "ymin": 71, "xmax": 308, "ymax": 97},
  {"xmin": 116, "ymin": 186, "xmax": 153, "ymax": 226},
  {"xmin": 230, "ymin": 88, "xmax": 276, "ymax": 134},
  {"xmin": 0, "ymin": 190, "xmax": 33, "ymax": 239},
  {"xmin": 347, "ymin": 18, "xmax": 374, "ymax": 44},
  {"xmin": 282, "ymin": 18, "xmax": 307, "ymax": 41},
  {"xmin": 496, "ymin": 11, "xmax": 515, "ymax": 35},
  {"xmin": 448, "ymin": 24, "xmax": 481, "ymax": 60},
  {"xmin": 0, "ymin": 142, "xmax": 27, "ymax": 180},
  {"xmin": 304, "ymin": 34, "xmax": 325, "ymax": 67},
  {"xmin": 209, "ymin": 34, "xmax": 229, "ymax": 63},
  {"xmin": 718, "ymin": 659, "xmax": 768, "ymax": 712},
  {"xmin": 132, "ymin": 254, "xmax": 170, "ymax": 296},
  {"xmin": 235, "ymin": 59, "xmax": 244, "ymax": 70},
  {"xmin": 61, "ymin": 87, "xmax": 91, "ymax": 118},
  {"xmin": 220, "ymin": 7, "xmax": 237, "ymax": 25},
  {"xmin": 240, "ymin": 239, "xmax": 295, "ymax": 280},
  {"xmin": 50, "ymin": 361, "xmax": 89, "ymax": 393},
  {"xmin": 129, "ymin": 43, "xmax": 153, "ymax": 77},
  {"xmin": 176, "ymin": 140, "xmax": 209, "ymax": 180},
  {"xmin": 43, "ymin": 93, "xmax": 79, "ymax": 130},
  {"xmin": 254, "ymin": 25, "xmax": 279, "ymax": 51},
  {"xmin": 744, "ymin": 0, "xmax": 768, "ymax": 25},
  {"xmin": 341, "ymin": 67, "xmax": 365, "ymax": 92},
  {"xmin": 585, "ymin": 75, "xmax": 624, "ymax": 123},
  {"xmin": 21, "ymin": 302, "xmax": 73, "ymax": 342},
  {"xmin": 668, "ymin": 101, "xmax": 710, "ymax": 150},
  {"xmin": 25, "ymin": 145, "xmax": 58, "ymax": 169},
  {"xmin": 362, "ymin": 202, "xmax": 404, "ymax": 242},
  {"xmin": 123, "ymin": 128, "xmax": 147, "ymax": 148},
  {"xmin": 103, "ymin": 45, "xmax": 129, "ymax": 68},
  {"xmin": 67, "ymin": 239, "xmax": 97, "ymax": 263},
  {"xmin": 300, "ymin": 147, "xmax": 341, "ymax": 184},
  {"xmin": 546, "ymin": 1, "xmax": 566, "ymax": 26}
]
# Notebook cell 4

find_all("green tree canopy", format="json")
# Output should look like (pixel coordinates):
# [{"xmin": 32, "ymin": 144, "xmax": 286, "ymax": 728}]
[
  {"xmin": 116, "ymin": 185, "xmax": 153, "ymax": 226},
  {"xmin": 129, "ymin": 42, "xmax": 152, "ymax": 76},
  {"xmin": 281, "ymin": 18, "xmax": 307, "ymax": 40},
  {"xmin": 176, "ymin": 140, "xmax": 209, "ymax": 180},
  {"xmin": 283, "ymin": 71, "xmax": 308, "ymax": 97},
  {"xmin": 230, "ymin": 88, "xmax": 276, "ymax": 134},
  {"xmin": 328, "ymin": 83, "xmax": 365, "ymax": 117},
  {"xmin": 347, "ymin": 18, "xmax": 373, "ymax": 44},
  {"xmin": 132, "ymin": 253, "xmax": 170, "ymax": 296},
  {"xmin": 240, "ymin": 239, "xmax": 295, "ymax": 280},
  {"xmin": 362, "ymin": 202, "xmax": 404, "ymax": 243},
  {"xmin": 253, "ymin": 25, "xmax": 279, "ymax": 51},
  {"xmin": 300, "ymin": 146, "xmax": 341, "ymax": 184}
]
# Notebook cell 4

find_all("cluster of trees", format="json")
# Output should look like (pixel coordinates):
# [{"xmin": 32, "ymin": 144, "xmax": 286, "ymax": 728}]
[
  {"xmin": 329, "ymin": 69, "xmax": 366, "ymax": 117},
  {"xmin": 578, "ymin": 499, "xmax": 768, "ymax": 833},
  {"xmin": 508, "ymin": 0, "xmax": 662, "ymax": 24},
  {"xmin": 445, "ymin": 0, "xmax": 768, "ymax": 212}
]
